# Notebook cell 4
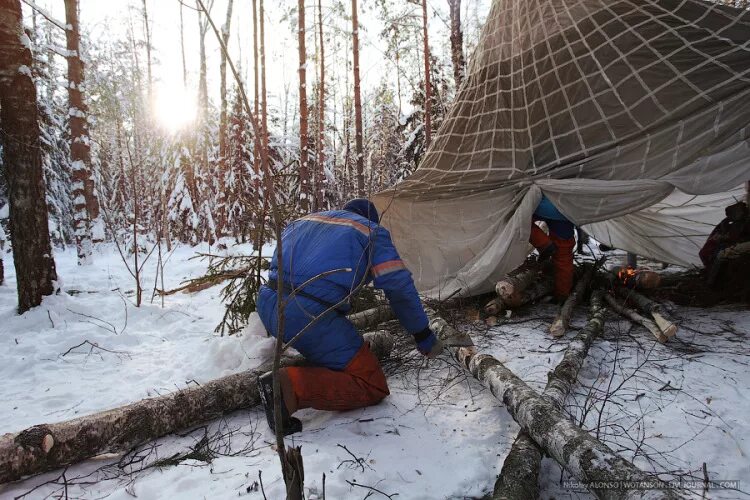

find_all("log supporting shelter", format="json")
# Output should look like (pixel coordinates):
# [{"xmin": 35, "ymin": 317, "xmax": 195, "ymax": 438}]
[
  {"xmin": 430, "ymin": 313, "xmax": 682, "ymax": 500},
  {"xmin": 494, "ymin": 291, "xmax": 606, "ymax": 499},
  {"xmin": 549, "ymin": 262, "xmax": 598, "ymax": 337},
  {"xmin": 494, "ymin": 264, "xmax": 542, "ymax": 307},
  {"xmin": 0, "ymin": 330, "xmax": 394, "ymax": 484},
  {"xmin": 614, "ymin": 288, "xmax": 678, "ymax": 338},
  {"xmin": 604, "ymin": 293, "xmax": 667, "ymax": 343}
]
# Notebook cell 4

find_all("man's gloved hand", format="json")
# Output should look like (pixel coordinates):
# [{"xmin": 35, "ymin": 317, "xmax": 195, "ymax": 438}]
[{"xmin": 414, "ymin": 327, "xmax": 444, "ymax": 358}]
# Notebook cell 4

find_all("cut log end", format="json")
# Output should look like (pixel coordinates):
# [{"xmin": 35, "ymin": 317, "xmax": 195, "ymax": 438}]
[
  {"xmin": 549, "ymin": 319, "xmax": 565, "ymax": 338},
  {"xmin": 484, "ymin": 297, "xmax": 504, "ymax": 316},
  {"xmin": 653, "ymin": 313, "xmax": 678, "ymax": 338},
  {"xmin": 41, "ymin": 434, "xmax": 54, "ymax": 454}
]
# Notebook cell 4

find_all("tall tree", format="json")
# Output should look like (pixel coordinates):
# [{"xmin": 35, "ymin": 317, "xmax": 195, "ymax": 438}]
[
  {"xmin": 351, "ymin": 0, "xmax": 364, "ymax": 196},
  {"xmin": 315, "ymin": 0, "xmax": 326, "ymax": 210},
  {"xmin": 196, "ymin": 0, "xmax": 212, "ymax": 133},
  {"xmin": 65, "ymin": 0, "xmax": 100, "ymax": 265},
  {"xmin": 180, "ymin": 1, "xmax": 187, "ymax": 87},
  {"xmin": 252, "ymin": 0, "xmax": 261, "ymax": 216},
  {"xmin": 0, "ymin": 0, "xmax": 58, "ymax": 312},
  {"xmin": 447, "ymin": 0, "xmax": 465, "ymax": 88},
  {"xmin": 421, "ymin": 0, "xmax": 432, "ymax": 147},
  {"xmin": 298, "ymin": 0, "xmax": 311, "ymax": 211},
  {"xmin": 219, "ymin": 0, "xmax": 234, "ymax": 161},
  {"xmin": 141, "ymin": 0, "xmax": 153, "ymax": 101}
]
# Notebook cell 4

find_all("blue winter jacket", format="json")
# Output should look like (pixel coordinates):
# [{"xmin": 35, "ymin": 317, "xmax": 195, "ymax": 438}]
[
  {"xmin": 534, "ymin": 195, "xmax": 574, "ymax": 239},
  {"xmin": 257, "ymin": 209, "xmax": 429, "ymax": 369}
]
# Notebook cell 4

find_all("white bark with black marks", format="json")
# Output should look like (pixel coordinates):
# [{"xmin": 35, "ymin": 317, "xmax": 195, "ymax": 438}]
[
  {"xmin": 0, "ymin": 331, "xmax": 394, "ymax": 483},
  {"xmin": 495, "ymin": 291, "xmax": 606, "ymax": 499},
  {"xmin": 431, "ymin": 313, "xmax": 682, "ymax": 499}
]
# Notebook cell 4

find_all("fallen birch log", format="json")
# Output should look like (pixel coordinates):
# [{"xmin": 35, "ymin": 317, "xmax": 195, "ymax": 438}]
[
  {"xmin": 604, "ymin": 293, "xmax": 667, "ymax": 343},
  {"xmin": 614, "ymin": 288, "xmax": 677, "ymax": 338},
  {"xmin": 517, "ymin": 276, "xmax": 553, "ymax": 306},
  {"xmin": 484, "ymin": 276, "xmax": 553, "ymax": 316},
  {"xmin": 495, "ymin": 264, "xmax": 541, "ymax": 307},
  {"xmin": 348, "ymin": 305, "xmax": 394, "ymax": 330},
  {"xmin": 430, "ymin": 314, "xmax": 680, "ymax": 500},
  {"xmin": 549, "ymin": 263, "xmax": 597, "ymax": 338},
  {"xmin": 494, "ymin": 291, "xmax": 606, "ymax": 499},
  {"xmin": 483, "ymin": 297, "xmax": 504, "ymax": 316},
  {"xmin": 0, "ymin": 331, "xmax": 394, "ymax": 484}
]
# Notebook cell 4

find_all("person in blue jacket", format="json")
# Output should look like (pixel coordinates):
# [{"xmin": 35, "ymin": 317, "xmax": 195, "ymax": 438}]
[{"xmin": 256, "ymin": 199, "xmax": 443, "ymax": 435}]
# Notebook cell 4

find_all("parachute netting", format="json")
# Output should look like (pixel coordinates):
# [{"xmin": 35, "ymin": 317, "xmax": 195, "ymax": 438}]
[{"xmin": 374, "ymin": 0, "xmax": 750, "ymax": 298}]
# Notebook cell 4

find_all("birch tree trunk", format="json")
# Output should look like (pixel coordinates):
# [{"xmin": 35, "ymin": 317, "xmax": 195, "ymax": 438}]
[
  {"xmin": 494, "ymin": 291, "xmax": 606, "ymax": 500},
  {"xmin": 65, "ymin": 0, "xmax": 99, "ymax": 265},
  {"xmin": 351, "ymin": 0, "xmax": 365, "ymax": 196},
  {"xmin": 615, "ymin": 288, "xmax": 678, "ymax": 338},
  {"xmin": 0, "ymin": 0, "xmax": 58, "ymax": 313},
  {"xmin": 430, "ymin": 316, "xmax": 681, "ymax": 499},
  {"xmin": 495, "ymin": 264, "xmax": 541, "ymax": 307},
  {"xmin": 604, "ymin": 293, "xmax": 667, "ymax": 343},
  {"xmin": 0, "ymin": 331, "xmax": 394, "ymax": 484},
  {"xmin": 298, "ymin": 0, "xmax": 311, "ymax": 211}
]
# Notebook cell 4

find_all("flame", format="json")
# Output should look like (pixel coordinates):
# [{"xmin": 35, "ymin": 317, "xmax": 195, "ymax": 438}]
[{"xmin": 618, "ymin": 267, "xmax": 637, "ymax": 285}]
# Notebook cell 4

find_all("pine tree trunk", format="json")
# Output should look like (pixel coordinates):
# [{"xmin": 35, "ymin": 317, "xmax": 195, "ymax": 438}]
[
  {"xmin": 315, "ymin": 0, "xmax": 326, "ymax": 211},
  {"xmin": 421, "ymin": 0, "xmax": 432, "ymax": 148},
  {"xmin": 298, "ymin": 0, "xmax": 311, "ymax": 211},
  {"xmin": 260, "ymin": 0, "xmax": 268, "ymax": 158},
  {"xmin": 252, "ymin": 0, "xmax": 261, "ymax": 222},
  {"xmin": 218, "ymin": 0, "xmax": 234, "ymax": 235},
  {"xmin": 180, "ymin": 1, "xmax": 187, "ymax": 87},
  {"xmin": 141, "ymin": 0, "xmax": 153, "ymax": 101},
  {"xmin": 197, "ymin": 1, "xmax": 210, "ymax": 182},
  {"xmin": 0, "ymin": 0, "xmax": 58, "ymax": 313},
  {"xmin": 447, "ymin": 0, "xmax": 465, "ymax": 88},
  {"xmin": 0, "ymin": 330, "xmax": 394, "ymax": 484},
  {"xmin": 219, "ymin": 0, "xmax": 233, "ymax": 160},
  {"xmin": 65, "ymin": 0, "xmax": 99, "ymax": 265},
  {"xmin": 351, "ymin": 0, "xmax": 365, "ymax": 196}
]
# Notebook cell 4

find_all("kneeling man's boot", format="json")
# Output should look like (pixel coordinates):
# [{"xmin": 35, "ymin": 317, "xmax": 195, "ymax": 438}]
[{"xmin": 257, "ymin": 371, "xmax": 302, "ymax": 436}]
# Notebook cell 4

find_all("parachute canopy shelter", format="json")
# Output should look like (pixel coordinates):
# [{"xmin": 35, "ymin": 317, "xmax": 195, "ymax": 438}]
[{"xmin": 373, "ymin": 0, "xmax": 750, "ymax": 299}]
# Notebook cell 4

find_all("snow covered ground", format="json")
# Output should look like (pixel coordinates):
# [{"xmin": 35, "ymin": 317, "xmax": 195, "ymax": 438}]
[{"xmin": 0, "ymin": 244, "xmax": 748, "ymax": 499}]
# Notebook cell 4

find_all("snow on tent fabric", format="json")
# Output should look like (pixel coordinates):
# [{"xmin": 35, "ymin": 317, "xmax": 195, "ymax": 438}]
[{"xmin": 374, "ymin": 0, "xmax": 750, "ymax": 298}]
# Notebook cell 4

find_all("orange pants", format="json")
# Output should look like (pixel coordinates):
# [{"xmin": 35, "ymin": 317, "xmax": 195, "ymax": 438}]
[
  {"xmin": 283, "ymin": 343, "xmax": 389, "ymax": 411},
  {"xmin": 529, "ymin": 225, "xmax": 575, "ymax": 299}
]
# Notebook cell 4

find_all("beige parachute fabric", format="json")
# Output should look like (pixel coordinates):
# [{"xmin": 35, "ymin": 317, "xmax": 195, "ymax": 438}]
[{"xmin": 373, "ymin": 0, "xmax": 750, "ymax": 298}]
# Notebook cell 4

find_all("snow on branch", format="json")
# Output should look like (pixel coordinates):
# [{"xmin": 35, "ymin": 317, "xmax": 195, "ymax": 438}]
[{"xmin": 21, "ymin": 0, "xmax": 67, "ymax": 32}]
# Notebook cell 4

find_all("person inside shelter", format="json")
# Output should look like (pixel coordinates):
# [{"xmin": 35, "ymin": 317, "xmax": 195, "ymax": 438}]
[{"xmin": 528, "ymin": 195, "xmax": 575, "ymax": 302}]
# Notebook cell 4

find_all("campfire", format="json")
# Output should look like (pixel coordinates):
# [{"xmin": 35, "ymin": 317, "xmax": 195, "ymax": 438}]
[{"xmin": 616, "ymin": 266, "xmax": 661, "ymax": 289}]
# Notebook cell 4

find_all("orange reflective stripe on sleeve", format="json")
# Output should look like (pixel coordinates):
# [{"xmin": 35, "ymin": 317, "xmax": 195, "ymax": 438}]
[
  {"xmin": 301, "ymin": 214, "xmax": 372, "ymax": 236},
  {"xmin": 371, "ymin": 259, "xmax": 406, "ymax": 277}
]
